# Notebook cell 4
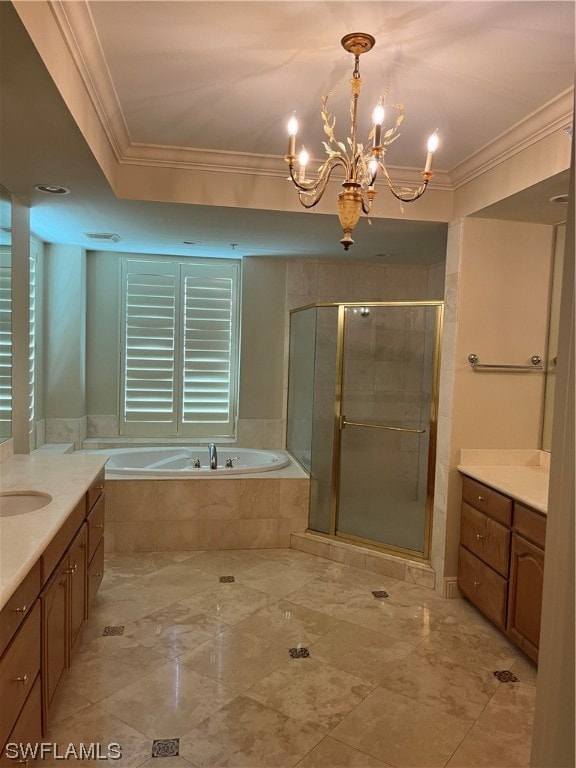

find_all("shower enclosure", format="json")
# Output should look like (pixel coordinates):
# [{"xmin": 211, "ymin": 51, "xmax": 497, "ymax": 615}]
[{"xmin": 287, "ymin": 302, "xmax": 443, "ymax": 560}]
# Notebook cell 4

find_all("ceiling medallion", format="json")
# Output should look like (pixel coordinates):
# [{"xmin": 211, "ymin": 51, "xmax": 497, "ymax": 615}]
[{"xmin": 284, "ymin": 33, "xmax": 439, "ymax": 250}]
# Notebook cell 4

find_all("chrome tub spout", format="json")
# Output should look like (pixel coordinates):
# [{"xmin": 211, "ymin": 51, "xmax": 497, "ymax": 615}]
[{"xmin": 208, "ymin": 443, "xmax": 217, "ymax": 469}]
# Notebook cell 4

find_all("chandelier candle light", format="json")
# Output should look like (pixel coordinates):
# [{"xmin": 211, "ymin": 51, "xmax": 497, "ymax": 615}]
[{"xmin": 285, "ymin": 33, "xmax": 439, "ymax": 250}]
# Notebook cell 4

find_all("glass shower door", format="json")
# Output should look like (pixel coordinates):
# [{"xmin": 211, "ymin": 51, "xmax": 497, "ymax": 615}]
[{"xmin": 336, "ymin": 304, "xmax": 441, "ymax": 557}]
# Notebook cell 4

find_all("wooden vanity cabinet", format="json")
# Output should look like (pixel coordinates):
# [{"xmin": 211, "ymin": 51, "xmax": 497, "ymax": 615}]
[
  {"xmin": 458, "ymin": 475, "xmax": 546, "ymax": 662},
  {"xmin": 86, "ymin": 470, "xmax": 105, "ymax": 610},
  {"xmin": 0, "ymin": 602, "xmax": 41, "ymax": 756},
  {"xmin": 1, "ymin": 469, "xmax": 106, "ymax": 760}
]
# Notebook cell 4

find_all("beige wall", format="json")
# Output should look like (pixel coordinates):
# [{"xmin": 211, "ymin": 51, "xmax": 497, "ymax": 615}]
[{"xmin": 432, "ymin": 217, "xmax": 555, "ymax": 584}]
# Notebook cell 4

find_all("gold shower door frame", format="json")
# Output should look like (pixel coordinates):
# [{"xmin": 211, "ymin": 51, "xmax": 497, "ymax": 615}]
[{"xmin": 317, "ymin": 300, "xmax": 444, "ymax": 562}]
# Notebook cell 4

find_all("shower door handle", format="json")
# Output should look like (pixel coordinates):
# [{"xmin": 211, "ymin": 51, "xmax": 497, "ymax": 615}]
[{"xmin": 340, "ymin": 415, "xmax": 426, "ymax": 434}]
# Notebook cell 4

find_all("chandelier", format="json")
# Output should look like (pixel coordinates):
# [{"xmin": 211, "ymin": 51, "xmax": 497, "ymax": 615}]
[{"xmin": 284, "ymin": 33, "xmax": 439, "ymax": 250}]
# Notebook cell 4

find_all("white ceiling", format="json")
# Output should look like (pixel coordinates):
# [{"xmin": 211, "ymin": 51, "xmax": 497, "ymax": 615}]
[{"xmin": 0, "ymin": 1, "xmax": 573, "ymax": 262}]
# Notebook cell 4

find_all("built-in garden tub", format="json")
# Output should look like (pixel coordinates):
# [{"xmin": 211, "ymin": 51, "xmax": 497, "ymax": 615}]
[
  {"xmin": 105, "ymin": 447, "xmax": 290, "ymax": 477},
  {"xmin": 88, "ymin": 447, "xmax": 310, "ymax": 554}
]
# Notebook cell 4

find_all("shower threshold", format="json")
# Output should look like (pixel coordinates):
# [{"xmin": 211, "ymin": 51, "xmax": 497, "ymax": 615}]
[{"xmin": 290, "ymin": 531, "xmax": 436, "ymax": 590}]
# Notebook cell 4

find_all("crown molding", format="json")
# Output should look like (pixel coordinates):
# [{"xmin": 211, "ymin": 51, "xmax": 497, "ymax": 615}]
[
  {"xmin": 48, "ymin": 1, "xmax": 573, "ymax": 195},
  {"xmin": 449, "ymin": 87, "xmax": 574, "ymax": 189},
  {"xmin": 49, "ymin": 0, "xmax": 131, "ymax": 161}
]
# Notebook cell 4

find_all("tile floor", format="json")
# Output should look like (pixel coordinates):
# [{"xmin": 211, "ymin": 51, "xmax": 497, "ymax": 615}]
[{"xmin": 44, "ymin": 549, "xmax": 537, "ymax": 767}]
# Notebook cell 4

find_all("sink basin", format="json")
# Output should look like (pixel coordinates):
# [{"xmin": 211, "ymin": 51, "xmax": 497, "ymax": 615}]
[{"xmin": 0, "ymin": 491, "xmax": 53, "ymax": 517}]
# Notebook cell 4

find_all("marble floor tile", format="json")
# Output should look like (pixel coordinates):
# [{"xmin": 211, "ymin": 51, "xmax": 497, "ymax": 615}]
[
  {"xmin": 308, "ymin": 621, "xmax": 415, "ymax": 685},
  {"xmin": 63, "ymin": 634, "xmax": 169, "ymax": 702},
  {"xmin": 122, "ymin": 603, "xmax": 228, "ymax": 658},
  {"xmin": 109, "ymin": 563, "xmax": 219, "ymax": 603},
  {"xmin": 178, "ymin": 582, "xmax": 277, "ymax": 625},
  {"xmin": 178, "ymin": 628, "xmax": 288, "ymax": 694},
  {"xmin": 509, "ymin": 654, "xmax": 539, "ymax": 687},
  {"xmin": 380, "ymin": 647, "xmax": 500, "ymax": 720},
  {"xmin": 46, "ymin": 674, "xmax": 93, "ymax": 726},
  {"xmin": 475, "ymin": 681, "xmax": 537, "ymax": 742},
  {"xmin": 183, "ymin": 549, "xmax": 267, "ymax": 575},
  {"xmin": 179, "ymin": 694, "xmax": 326, "ymax": 768},
  {"xmin": 418, "ymin": 616, "xmax": 522, "ymax": 671},
  {"xmin": 285, "ymin": 577, "xmax": 375, "ymax": 621},
  {"xmin": 237, "ymin": 560, "xmax": 318, "ymax": 597},
  {"xmin": 295, "ymin": 737, "xmax": 392, "ymax": 768},
  {"xmin": 140, "ymin": 758, "xmax": 196, "ymax": 768},
  {"xmin": 234, "ymin": 600, "xmax": 340, "ymax": 647},
  {"xmin": 331, "ymin": 687, "xmax": 472, "ymax": 768},
  {"xmin": 98, "ymin": 661, "xmax": 235, "ymax": 738},
  {"xmin": 346, "ymin": 599, "xmax": 445, "ymax": 644},
  {"xmin": 86, "ymin": 587, "xmax": 176, "ymax": 628},
  {"xmin": 246, "ymin": 657, "xmax": 374, "ymax": 730},
  {"xmin": 446, "ymin": 723, "xmax": 532, "ymax": 767},
  {"xmin": 44, "ymin": 704, "xmax": 151, "ymax": 768}
]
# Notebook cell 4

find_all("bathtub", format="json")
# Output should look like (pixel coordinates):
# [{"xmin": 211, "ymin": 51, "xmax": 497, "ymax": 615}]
[{"xmin": 103, "ymin": 447, "xmax": 291, "ymax": 477}]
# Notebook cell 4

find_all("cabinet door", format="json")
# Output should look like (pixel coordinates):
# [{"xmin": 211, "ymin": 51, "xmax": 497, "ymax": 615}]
[
  {"xmin": 507, "ymin": 534, "xmax": 544, "ymax": 662},
  {"xmin": 41, "ymin": 561, "xmax": 69, "ymax": 718},
  {"xmin": 69, "ymin": 524, "xmax": 88, "ymax": 652}
]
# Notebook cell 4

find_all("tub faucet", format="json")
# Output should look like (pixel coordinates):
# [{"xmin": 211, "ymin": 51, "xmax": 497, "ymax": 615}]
[{"xmin": 209, "ymin": 443, "xmax": 217, "ymax": 469}]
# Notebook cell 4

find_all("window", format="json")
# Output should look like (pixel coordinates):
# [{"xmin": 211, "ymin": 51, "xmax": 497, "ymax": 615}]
[
  {"xmin": 29, "ymin": 242, "xmax": 37, "ymax": 439},
  {"xmin": 120, "ymin": 258, "xmax": 240, "ymax": 438},
  {"xmin": 0, "ymin": 248, "xmax": 10, "ymax": 437}
]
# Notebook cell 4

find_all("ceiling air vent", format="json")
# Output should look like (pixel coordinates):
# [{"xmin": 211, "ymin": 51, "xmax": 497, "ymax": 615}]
[{"xmin": 83, "ymin": 232, "xmax": 122, "ymax": 243}]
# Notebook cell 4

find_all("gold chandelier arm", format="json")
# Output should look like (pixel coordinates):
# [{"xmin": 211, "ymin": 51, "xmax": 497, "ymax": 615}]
[{"xmin": 287, "ymin": 153, "xmax": 349, "ymax": 198}]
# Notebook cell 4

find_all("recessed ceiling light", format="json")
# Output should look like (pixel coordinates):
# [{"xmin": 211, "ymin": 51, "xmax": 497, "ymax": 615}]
[
  {"xmin": 34, "ymin": 184, "xmax": 70, "ymax": 195},
  {"xmin": 549, "ymin": 194, "xmax": 568, "ymax": 204}
]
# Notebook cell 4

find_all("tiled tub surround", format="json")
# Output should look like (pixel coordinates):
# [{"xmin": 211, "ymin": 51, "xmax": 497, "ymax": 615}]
[
  {"xmin": 41, "ymin": 548, "xmax": 537, "ymax": 768},
  {"xmin": 0, "ymin": 453, "xmax": 108, "ymax": 607},
  {"xmin": 105, "ymin": 459, "xmax": 310, "ymax": 553}
]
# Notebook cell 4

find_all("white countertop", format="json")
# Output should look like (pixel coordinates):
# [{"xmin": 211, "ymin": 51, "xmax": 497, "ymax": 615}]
[
  {"xmin": 0, "ymin": 453, "xmax": 108, "ymax": 609},
  {"xmin": 458, "ymin": 449, "xmax": 549, "ymax": 515}
]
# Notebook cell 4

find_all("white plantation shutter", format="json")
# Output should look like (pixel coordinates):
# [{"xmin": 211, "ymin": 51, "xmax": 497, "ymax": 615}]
[
  {"xmin": 121, "ymin": 261, "xmax": 178, "ymax": 436},
  {"xmin": 0, "ymin": 249, "xmax": 11, "ymax": 438},
  {"xmin": 181, "ymin": 263, "xmax": 239, "ymax": 436},
  {"xmin": 29, "ymin": 245, "xmax": 37, "ymax": 436},
  {"xmin": 120, "ymin": 258, "xmax": 239, "ymax": 438}
]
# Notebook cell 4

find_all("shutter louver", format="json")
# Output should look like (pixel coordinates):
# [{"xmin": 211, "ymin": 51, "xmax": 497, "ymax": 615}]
[
  {"xmin": 120, "ymin": 258, "xmax": 239, "ymax": 438},
  {"xmin": 122, "ymin": 267, "xmax": 178, "ymax": 430},
  {"xmin": 0, "ymin": 253, "xmax": 11, "ymax": 436},
  {"xmin": 182, "ymin": 276, "xmax": 233, "ymax": 424}
]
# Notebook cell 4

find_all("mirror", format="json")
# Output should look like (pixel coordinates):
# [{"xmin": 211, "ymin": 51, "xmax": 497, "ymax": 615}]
[
  {"xmin": 542, "ymin": 222, "xmax": 566, "ymax": 451},
  {"xmin": 0, "ymin": 186, "xmax": 11, "ymax": 442}
]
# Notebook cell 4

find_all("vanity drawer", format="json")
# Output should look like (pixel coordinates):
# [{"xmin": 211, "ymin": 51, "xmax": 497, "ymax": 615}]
[
  {"xmin": 0, "ymin": 601, "xmax": 41, "ymax": 750},
  {"xmin": 87, "ymin": 493, "xmax": 105, "ymax": 562},
  {"xmin": 460, "ymin": 502, "xmax": 510, "ymax": 577},
  {"xmin": 0, "ymin": 674, "xmax": 42, "ymax": 767},
  {"xmin": 0, "ymin": 561, "xmax": 41, "ymax": 657},
  {"xmin": 513, "ymin": 503, "xmax": 546, "ymax": 549},
  {"xmin": 458, "ymin": 546, "xmax": 508, "ymax": 629},
  {"xmin": 87, "ymin": 470, "xmax": 105, "ymax": 513},
  {"xmin": 41, "ymin": 497, "xmax": 86, "ymax": 585},
  {"xmin": 88, "ymin": 538, "xmax": 105, "ymax": 606},
  {"xmin": 462, "ymin": 476, "xmax": 512, "ymax": 525}
]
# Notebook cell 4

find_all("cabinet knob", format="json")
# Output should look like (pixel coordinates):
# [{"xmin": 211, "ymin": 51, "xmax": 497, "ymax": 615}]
[
  {"xmin": 475, "ymin": 533, "xmax": 484, "ymax": 541},
  {"xmin": 473, "ymin": 580, "xmax": 480, "ymax": 587},
  {"xmin": 66, "ymin": 563, "xmax": 78, "ymax": 574},
  {"xmin": 15, "ymin": 674, "xmax": 29, "ymax": 684},
  {"xmin": 14, "ymin": 604, "xmax": 27, "ymax": 613},
  {"xmin": 92, "ymin": 573, "xmax": 103, "ymax": 578},
  {"xmin": 95, "ymin": 484, "xmax": 104, "ymax": 490},
  {"xmin": 477, "ymin": 495, "xmax": 486, "ymax": 501},
  {"xmin": 94, "ymin": 524, "xmax": 104, "ymax": 529}
]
